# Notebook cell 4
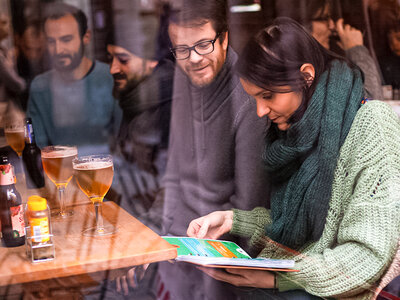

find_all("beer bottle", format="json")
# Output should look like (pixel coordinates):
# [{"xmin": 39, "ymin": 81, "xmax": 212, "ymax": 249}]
[
  {"xmin": 0, "ymin": 156, "xmax": 26, "ymax": 247},
  {"xmin": 22, "ymin": 118, "xmax": 45, "ymax": 189}
]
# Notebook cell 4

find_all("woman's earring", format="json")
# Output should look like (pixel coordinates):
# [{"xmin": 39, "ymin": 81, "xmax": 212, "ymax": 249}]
[{"xmin": 304, "ymin": 73, "xmax": 314, "ymax": 87}]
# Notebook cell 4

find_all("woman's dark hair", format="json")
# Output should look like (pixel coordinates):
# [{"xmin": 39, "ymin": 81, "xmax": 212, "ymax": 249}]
[
  {"xmin": 236, "ymin": 17, "xmax": 346, "ymax": 124},
  {"xmin": 169, "ymin": 0, "xmax": 228, "ymax": 42}
]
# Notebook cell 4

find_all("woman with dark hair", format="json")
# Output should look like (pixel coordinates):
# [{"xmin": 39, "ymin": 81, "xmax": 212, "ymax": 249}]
[{"xmin": 187, "ymin": 18, "xmax": 400, "ymax": 299}]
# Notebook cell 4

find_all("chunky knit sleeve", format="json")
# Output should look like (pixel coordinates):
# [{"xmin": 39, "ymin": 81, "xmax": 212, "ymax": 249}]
[{"xmin": 231, "ymin": 101, "xmax": 400, "ymax": 299}]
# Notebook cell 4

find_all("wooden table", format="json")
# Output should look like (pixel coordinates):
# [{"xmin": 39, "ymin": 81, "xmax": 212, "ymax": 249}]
[{"xmin": 0, "ymin": 201, "xmax": 177, "ymax": 287}]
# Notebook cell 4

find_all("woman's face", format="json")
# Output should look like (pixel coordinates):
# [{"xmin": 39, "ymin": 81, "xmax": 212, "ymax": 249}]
[{"xmin": 240, "ymin": 78, "xmax": 302, "ymax": 131}]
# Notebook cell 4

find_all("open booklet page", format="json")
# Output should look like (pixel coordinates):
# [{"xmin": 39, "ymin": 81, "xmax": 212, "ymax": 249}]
[{"xmin": 163, "ymin": 236, "xmax": 298, "ymax": 271}]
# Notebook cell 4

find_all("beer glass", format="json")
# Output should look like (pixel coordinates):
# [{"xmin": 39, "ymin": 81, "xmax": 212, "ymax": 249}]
[
  {"xmin": 41, "ymin": 146, "xmax": 77, "ymax": 218},
  {"xmin": 72, "ymin": 155, "xmax": 115, "ymax": 236},
  {"xmin": 4, "ymin": 122, "xmax": 25, "ymax": 157}
]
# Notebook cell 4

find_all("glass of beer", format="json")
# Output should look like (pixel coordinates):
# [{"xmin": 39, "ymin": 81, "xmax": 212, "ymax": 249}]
[
  {"xmin": 4, "ymin": 122, "xmax": 25, "ymax": 156},
  {"xmin": 72, "ymin": 155, "xmax": 115, "ymax": 236},
  {"xmin": 41, "ymin": 146, "xmax": 77, "ymax": 218}
]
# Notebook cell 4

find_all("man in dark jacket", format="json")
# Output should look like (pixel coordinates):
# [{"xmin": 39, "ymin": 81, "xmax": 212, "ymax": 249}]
[{"xmin": 106, "ymin": 36, "xmax": 175, "ymax": 229}]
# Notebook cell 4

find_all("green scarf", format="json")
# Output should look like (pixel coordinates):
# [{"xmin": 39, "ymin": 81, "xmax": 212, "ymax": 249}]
[{"xmin": 263, "ymin": 60, "xmax": 363, "ymax": 249}]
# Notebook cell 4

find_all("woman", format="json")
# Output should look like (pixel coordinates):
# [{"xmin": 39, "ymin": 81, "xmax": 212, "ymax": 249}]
[{"xmin": 187, "ymin": 18, "xmax": 400, "ymax": 299}]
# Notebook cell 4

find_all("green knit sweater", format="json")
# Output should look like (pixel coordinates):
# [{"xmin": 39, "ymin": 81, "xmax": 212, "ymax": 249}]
[{"xmin": 231, "ymin": 101, "xmax": 400, "ymax": 299}]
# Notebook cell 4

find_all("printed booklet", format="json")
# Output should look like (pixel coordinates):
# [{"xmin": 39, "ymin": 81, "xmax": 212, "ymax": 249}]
[{"xmin": 163, "ymin": 236, "xmax": 298, "ymax": 271}]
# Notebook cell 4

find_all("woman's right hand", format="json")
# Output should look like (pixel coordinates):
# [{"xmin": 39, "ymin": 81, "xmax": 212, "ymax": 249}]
[{"xmin": 187, "ymin": 210, "xmax": 233, "ymax": 239}]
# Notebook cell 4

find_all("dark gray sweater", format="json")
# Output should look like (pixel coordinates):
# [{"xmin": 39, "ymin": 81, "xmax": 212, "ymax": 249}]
[{"xmin": 162, "ymin": 47, "xmax": 270, "ymax": 236}]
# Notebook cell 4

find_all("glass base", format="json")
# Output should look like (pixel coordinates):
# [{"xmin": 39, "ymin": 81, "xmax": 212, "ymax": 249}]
[
  {"xmin": 52, "ymin": 209, "xmax": 74, "ymax": 219},
  {"xmin": 82, "ymin": 225, "xmax": 117, "ymax": 237}
]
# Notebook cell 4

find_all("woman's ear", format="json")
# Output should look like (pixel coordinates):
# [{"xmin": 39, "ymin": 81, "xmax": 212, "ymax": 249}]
[{"xmin": 300, "ymin": 63, "xmax": 315, "ymax": 86}]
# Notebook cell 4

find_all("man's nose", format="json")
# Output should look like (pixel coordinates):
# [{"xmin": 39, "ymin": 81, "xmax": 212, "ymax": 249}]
[
  {"xmin": 328, "ymin": 18, "xmax": 335, "ymax": 31},
  {"xmin": 256, "ymin": 100, "xmax": 271, "ymax": 118},
  {"xmin": 188, "ymin": 49, "xmax": 203, "ymax": 64},
  {"xmin": 54, "ymin": 41, "xmax": 64, "ymax": 55},
  {"xmin": 109, "ymin": 58, "xmax": 120, "ymax": 74}
]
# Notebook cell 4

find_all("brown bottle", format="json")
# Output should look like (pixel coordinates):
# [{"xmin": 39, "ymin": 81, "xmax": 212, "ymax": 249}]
[{"xmin": 0, "ymin": 156, "xmax": 25, "ymax": 247}]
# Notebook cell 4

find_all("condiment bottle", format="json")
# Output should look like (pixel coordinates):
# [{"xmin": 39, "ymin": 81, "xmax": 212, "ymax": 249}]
[{"xmin": 27, "ymin": 195, "xmax": 50, "ymax": 245}]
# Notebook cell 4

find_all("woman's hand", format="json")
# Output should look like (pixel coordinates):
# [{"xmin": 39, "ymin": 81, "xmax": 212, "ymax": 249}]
[
  {"xmin": 199, "ymin": 267, "xmax": 275, "ymax": 288},
  {"xmin": 336, "ymin": 18, "xmax": 363, "ymax": 50},
  {"xmin": 187, "ymin": 210, "xmax": 233, "ymax": 239}
]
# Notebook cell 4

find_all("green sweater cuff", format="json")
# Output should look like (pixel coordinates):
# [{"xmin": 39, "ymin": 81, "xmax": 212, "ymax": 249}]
[
  {"xmin": 230, "ymin": 207, "xmax": 271, "ymax": 238},
  {"xmin": 277, "ymin": 274, "xmax": 303, "ymax": 292}
]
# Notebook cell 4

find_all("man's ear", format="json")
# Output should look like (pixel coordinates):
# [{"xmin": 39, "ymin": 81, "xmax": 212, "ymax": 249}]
[
  {"xmin": 221, "ymin": 31, "xmax": 228, "ymax": 51},
  {"xmin": 300, "ymin": 63, "xmax": 315, "ymax": 86},
  {"xmin": 82, "ymin": 29, "xmax": 91, "ymax": 45}
]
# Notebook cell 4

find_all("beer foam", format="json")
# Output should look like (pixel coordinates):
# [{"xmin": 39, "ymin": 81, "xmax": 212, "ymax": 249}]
[
  {"xmin": 41, "ymin": 146, "xmax": 78, "ymax": 158},
  {"xmin": 73, "ymin": 161, "xmax": 113, "ymax": 170}
]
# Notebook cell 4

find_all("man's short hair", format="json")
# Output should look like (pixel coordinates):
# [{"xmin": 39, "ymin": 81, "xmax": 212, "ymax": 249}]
[
  {"xmin": 169, "ymin": 0, "xmax": 228, "ymax": 35},
  {"xmin": 44, "ymin": 3, "xmax": 88, "ymax": 38}
]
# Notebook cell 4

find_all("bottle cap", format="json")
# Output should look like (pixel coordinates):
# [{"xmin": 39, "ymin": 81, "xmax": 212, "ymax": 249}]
[{"xmin": 28, "ymin": 195, "xmax": 47, "ymax": 211}]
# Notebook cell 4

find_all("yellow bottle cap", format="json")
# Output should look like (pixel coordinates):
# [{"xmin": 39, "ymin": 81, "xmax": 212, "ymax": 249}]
[{"xmin": 27, "ymin": 195, "xmax": 47, "ymax": 211}]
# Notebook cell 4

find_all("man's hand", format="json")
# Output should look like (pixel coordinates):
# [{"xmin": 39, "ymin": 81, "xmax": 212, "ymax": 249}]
[
  {"xmin": 198, "ymin": 267, "xmax": 275, "ymax": 288},
  {"xmin": 187, "ymin": 210, "xmax": 233, "ymax": 239},
  {"xmin": 336, "ymin": 18, "xmax": 363, "ymax": 50},
  {"xmin": 115, "ymin": 264, "xmax": 149, "ymax": 295}
]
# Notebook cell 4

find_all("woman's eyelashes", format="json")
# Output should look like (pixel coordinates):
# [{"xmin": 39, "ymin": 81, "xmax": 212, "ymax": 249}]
[{"xmin": 262, "ymin": 92, "xmax": 273, "ymax": 100}]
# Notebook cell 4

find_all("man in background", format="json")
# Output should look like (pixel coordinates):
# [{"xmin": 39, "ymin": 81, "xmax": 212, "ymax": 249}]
[
  {"xmin": 27, "ymin": 3, "xmax": 121, "ymax": 154},
  {"xmin": 106, "ymin": 32, "xmax": 174, "ymax": 230}
]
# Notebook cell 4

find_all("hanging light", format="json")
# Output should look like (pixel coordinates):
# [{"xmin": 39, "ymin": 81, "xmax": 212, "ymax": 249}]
[{"xmin": 230, "ymin": 0, "xmax": 261, "ymax": 13}]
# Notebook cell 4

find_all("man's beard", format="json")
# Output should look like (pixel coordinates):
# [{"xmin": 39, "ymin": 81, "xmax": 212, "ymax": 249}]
[
  {"xmin": 112, "ymin": 73, "xmax": 142, "ymax": 99},
  {"xmin": 52, "ymin": 42, "xmax": 84, "ymax": 72}
]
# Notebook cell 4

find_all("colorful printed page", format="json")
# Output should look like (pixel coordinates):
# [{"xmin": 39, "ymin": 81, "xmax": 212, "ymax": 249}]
[{"xmin": 163, "ymin": 237, "xmax": 297, "ymax": 271}]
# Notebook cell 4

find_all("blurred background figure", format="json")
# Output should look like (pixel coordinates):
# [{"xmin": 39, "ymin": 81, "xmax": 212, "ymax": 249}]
[
  {"xmin": 14, "ymin": 19, "xmax": 50, "ymax": 111},
  {"xmin": 275, "ymin": 0, "xmax": 383, "ymax": 100},
  {"xmin": 380, "ymin": 18, "xmax": 400, "ymax": 93},
  {"xmin": 0, "ymin": 12, "xmax": 25, "ymax": 108},
  {"xmin": 0, "ymin": 11, "xmax": 26, "ymax": 172}
]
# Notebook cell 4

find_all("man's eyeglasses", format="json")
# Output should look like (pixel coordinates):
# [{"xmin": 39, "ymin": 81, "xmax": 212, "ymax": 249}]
[
  {"xmin": 311, "ymin": 14, "xmax": 332, "ymax": 23},
  {"xmin": 170, "ymin": 33, "xmax": 220, "ymax": 60}
]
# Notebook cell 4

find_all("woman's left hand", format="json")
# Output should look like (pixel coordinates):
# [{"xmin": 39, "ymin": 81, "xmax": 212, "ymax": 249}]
[{"xmin": 198, "ymin": 267, "xmax": 275, "ymax": 288}]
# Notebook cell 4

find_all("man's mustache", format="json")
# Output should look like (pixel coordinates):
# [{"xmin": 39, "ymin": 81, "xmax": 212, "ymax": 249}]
[
  {"xmin": 54, "ymin": 54, "xmax": 72, "ymax": 60},
  {"xmin": 112, "ymin": 73, "xmax": 127, "ymax": 81}
]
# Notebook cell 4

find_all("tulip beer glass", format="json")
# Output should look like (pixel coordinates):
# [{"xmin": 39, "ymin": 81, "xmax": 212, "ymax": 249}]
[
  {"xmin": 72, "ymin": 155, "xmax": 115, "ymax": 236},
  {"xmin": 5, "ymin": 122, "xmax": 25, "ymax": 157},
  {"xmin": 41, "ymin": 146, "xmax": 77, "ymax": 218}
]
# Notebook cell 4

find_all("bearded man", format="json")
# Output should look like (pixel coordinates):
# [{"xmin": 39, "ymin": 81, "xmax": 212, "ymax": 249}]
[{"xmin": 27, "ymin": 3, "xmax": 121, "ymax": 154}]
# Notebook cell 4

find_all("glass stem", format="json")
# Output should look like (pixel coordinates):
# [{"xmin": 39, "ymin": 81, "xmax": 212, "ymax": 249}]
[
  {"xmin": 94, "ymin": 202, "xmax": 104, "ymax": 233},
  {"xmin": 58, "ymin": 185, "xmax": 66, "ymax": 217}
]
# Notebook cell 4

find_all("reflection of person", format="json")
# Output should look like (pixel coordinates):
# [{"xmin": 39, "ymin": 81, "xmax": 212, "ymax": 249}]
[
  {"xmin": 106, "ymin": 36, "xmax": 174, "ymax": 226},
  {"xmin": 0, "ymin": 13, "xmax": 25, "ymax": 105},
  {"xmin": 156, "ymin": 0, "xmax": 270, "ymax": 299},
  {"xmin": 187, "ymin": 18, "xmax": 400, "ymax": 300},
  {"xmin": 27, "ymin": 3, "xmax": 121, "ymax": 153},
  {"xmin": 276, "ymin": 0, "xmax": 383, "ymax": 100},
  {"xmin": 380, "ymin": 18, "xmax": 400, "ymax": 90},
  {"xmin": 14, "ymin": 20, "xmax": 50, "ymax": 111}
]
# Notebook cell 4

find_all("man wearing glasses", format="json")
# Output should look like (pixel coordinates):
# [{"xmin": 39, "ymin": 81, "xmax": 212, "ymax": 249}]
[{"xmin": 156, "ymin": 0, "xmax": 270, "ymax": 299}]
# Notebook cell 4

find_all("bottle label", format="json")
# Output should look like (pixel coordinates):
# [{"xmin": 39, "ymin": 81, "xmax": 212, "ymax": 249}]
[
  {"xmin": 30, "ymin": 217, "xmax": 50, "ymax": 243},
  {"xmin": 10, "ymin": 205, "xmax": 26, "ymax": 238},
  {"xmin": 0, "ymin": 165, "xmax": 14, "ymax": 185},
  {"xmin": 24, "ymin": 123, "xmax": 34, "ymax": 144}
]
